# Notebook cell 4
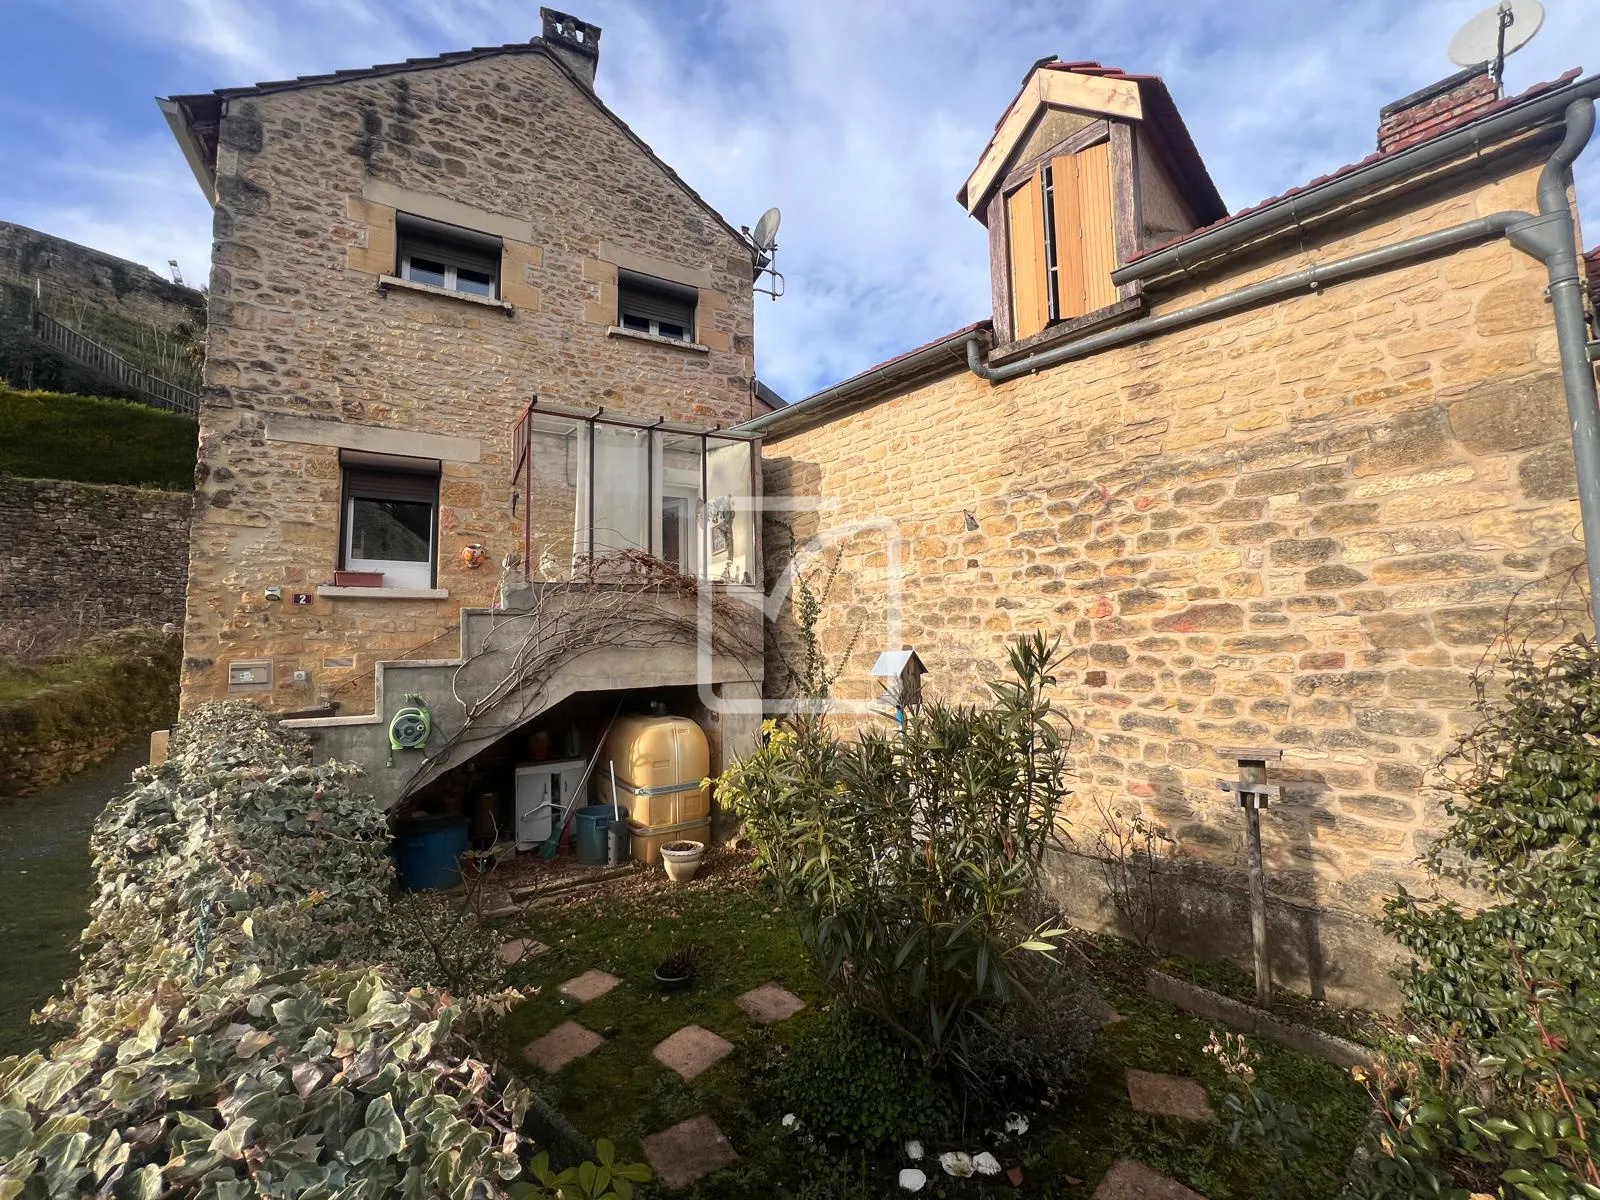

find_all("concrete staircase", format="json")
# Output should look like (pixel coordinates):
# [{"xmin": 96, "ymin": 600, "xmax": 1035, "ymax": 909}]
[{"xmin": 284, "ymin": 582, "xmax": 764, "ymax": 808}]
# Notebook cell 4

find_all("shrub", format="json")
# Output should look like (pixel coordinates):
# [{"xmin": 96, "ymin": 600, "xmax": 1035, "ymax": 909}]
[
  {"xmin": 0, "ymin": 702, "xmax": 645, "ymax": 1198},
  {"xmin": 721, "ymin": 633, "xmax": 1076, "ymax": 1071},
  {"xmin": 776, "ymin": 1007, "xmax": 952, "ymax": 1147},
  {"xmin": 960, "ymin": 950, "xmax": 1102, "ymax": 1106},
  {"xmin": 0, "ymin": 386, "xmax": 197, "ymax": 489},
  {"xmin": 1355, "ymin": 635, "xmax": 1600, "ymax": 1195}
]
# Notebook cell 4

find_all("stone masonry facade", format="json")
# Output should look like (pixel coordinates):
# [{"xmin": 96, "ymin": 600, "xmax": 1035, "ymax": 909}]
[
  {"xmin": 0, "ymin": 476, "xmax": 190, "ymax": 629},
  {"xmin": 762, "ymin": 144, "xmax": 1586, "ymax": 1006},
  {"xmin": 0, "ymin": 220, "xmax": 204, "ymax": 332},
  {"xmin": 181, "ymin": 46, "xmax": 756, "ymax": 713}
]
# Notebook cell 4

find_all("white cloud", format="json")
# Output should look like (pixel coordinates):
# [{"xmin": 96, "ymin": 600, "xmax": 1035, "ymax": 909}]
[{"xmin": 6, "ymin": 0, "xmax": 1597, "ymax": 400}]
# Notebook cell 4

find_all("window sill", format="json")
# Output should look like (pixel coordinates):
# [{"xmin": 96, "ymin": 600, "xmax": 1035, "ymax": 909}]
[
  {"xmin": 317, "ymin": 585, "xmax": 451, "ymax": 600},
  {"xmin": 378, "ymin": 275, "xmax": 514, "ymax": 315},
  {"xmin": 606, "ymin": 326, "xmax": 709, "ymax": 353}
]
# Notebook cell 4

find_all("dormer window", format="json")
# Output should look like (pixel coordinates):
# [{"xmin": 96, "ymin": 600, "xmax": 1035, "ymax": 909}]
[{"xmin": 1005, "ymin": 140, "xmax": 1119, "ymax": 339}]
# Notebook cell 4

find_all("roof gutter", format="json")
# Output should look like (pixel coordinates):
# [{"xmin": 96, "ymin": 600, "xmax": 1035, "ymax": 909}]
[
  {"xmin": 739, "ymin": 325, "xmax": 981, "ymax": 436},
  {"xmin": 970, "ymin": 94, "xmax": 1600, "ymax": 622},
  {"xmin": 1112, "ymin": 72, "xmax": 1600, "ymax": 287}
]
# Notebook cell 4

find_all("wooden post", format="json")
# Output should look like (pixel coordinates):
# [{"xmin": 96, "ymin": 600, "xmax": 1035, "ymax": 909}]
[
  {"xmin": 1240, "ymin": 755, "xmax": 1272, "ymax": 1007},
  {"xmin": 1219, "ymin": 746, "xmax": 1281, "ymax": 1009}
]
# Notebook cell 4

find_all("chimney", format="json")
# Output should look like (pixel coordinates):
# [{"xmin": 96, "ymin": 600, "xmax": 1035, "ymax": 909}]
[
  {"xmin": 1377, "ymin": 64, "xmax": 1499, "ymax": 154},
  {"xmin": 540, "ymin": 8, "xmax": 602, "ymax": 88}
]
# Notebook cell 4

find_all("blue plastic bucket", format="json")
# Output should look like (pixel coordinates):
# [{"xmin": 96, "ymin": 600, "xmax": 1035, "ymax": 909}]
[
  {"xmin": 575, "ymin": 804, "xmax": 628, "ymax": 866},
  {"xmin": 395, "ymin": 812, "xmax": 469, "ymax": 890}
]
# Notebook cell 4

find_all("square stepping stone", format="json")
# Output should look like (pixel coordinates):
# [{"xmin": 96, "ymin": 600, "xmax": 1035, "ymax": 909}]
[
  {"xmin": 735, "ymin": 982, "xmax": 806, "ymax": 1024},
  {"xmin": 1093, "ymin": 1158, "xmax": 1205, "ymax": 1199},
  {"xmin": 1126, "ymin": 1069, "xmax": 1216, "ymax": 1121},
  {"xmin": 559, "ymin": 969, "xmax": 620, "ymax": 1003},
  {"xmin": 641, "ymin": 1115, "xmax": 737, "ymax": 1190},
  {"xmin": 521, "ymin": 1021, "xmax": 603, "ymax": 1073},
  {"xmin": 652, "ymin": 1024, "xmax": 734, "ymax": 1081},
  {"xmin": 499, "ymin": 937, "xmax": 548, "ymax": 964}
]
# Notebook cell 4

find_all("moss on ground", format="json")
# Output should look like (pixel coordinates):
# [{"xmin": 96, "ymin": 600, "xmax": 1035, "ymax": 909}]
[
  {"xmin": 496, "ymin": 866, "xmax": 1372, "ymax": 1198},
  {"xmin": 0, "ymin": 843, "xmax": 89, "ymax": 1057},
  {"xmin": 0, "ymin": 387, "xmax": 196, "ymax": 489}
]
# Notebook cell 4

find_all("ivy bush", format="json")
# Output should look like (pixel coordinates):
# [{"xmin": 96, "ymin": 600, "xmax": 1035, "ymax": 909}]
[
  {"xmin": 721, "ymin": 633, "xmax": 1082, "ymax": 1075},
  {"xmin": 1355, "ymin": 635, "xmax": 1600, "ymax": 1197},
  {"xmin": 0, "ymin": 702, "xmax": 642, "ymax": 1199}
]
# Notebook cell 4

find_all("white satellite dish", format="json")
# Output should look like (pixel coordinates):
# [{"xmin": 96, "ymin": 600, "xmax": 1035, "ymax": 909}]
[
  {"xmin": 751, "ymin": 207, "xmax": 781, "ymax": 253},
  {"xmin": 1448, "ymin": 0, "xmax": 1543, "ymax": 76}
]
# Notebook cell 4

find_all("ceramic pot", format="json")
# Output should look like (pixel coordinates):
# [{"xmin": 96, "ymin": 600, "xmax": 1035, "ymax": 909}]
[{"xmin": 660, "ymin": 839, "xmax": 705, "ymax": 883}]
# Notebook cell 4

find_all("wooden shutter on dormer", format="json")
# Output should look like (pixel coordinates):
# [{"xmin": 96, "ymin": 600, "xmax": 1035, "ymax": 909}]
[
  {"xmin": 1050, "ymin": 140, "xmax": 1119, "ymax": 319},
  {"xmin": 1005, "ymin": 172, "xmax": 1050, "ymax": 340}
]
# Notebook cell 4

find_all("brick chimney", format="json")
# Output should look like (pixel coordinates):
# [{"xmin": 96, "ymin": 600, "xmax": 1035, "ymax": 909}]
[
  {"xmin": 1377, "ymin": 64, "xmax": 1500, "ymax": 154},
  {"xmin": 540, "ymin": 8, "xmax": 602, "ymax": 88}
]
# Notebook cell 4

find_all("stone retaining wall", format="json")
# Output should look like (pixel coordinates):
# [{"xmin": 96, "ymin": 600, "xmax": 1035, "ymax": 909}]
[{"xmin": 0, "ymin": 476, "xmax": 191, "ymax": 628}]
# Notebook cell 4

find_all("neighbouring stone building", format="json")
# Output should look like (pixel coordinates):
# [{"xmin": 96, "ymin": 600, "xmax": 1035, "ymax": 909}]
[
  {"xmin": 749, "ymin": 60, "xmax": 1600, "ymax": 1007},
  {"xmin": 163, "ymin": 10, "xmax": 768, "ymax": 804},
  {"xmin": 0, "ymin": 220, "xmax": 203, "ymax": 332}
]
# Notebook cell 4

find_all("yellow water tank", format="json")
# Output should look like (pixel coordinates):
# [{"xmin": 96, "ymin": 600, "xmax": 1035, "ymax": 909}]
[{"xmin": 598, "ymin": 715, "xmax": 711, "ymax": 865}]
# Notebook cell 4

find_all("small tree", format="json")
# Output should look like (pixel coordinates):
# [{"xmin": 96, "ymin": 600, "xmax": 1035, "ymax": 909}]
[{"xmin": 721, "ymin": 632, "xmax": 1074, "ymax": 1070}]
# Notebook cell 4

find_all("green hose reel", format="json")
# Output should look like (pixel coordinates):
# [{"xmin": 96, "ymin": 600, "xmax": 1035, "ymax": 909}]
[{"xmin": 387, "ymin": 693, "xmax": 432, "ymax": 767}]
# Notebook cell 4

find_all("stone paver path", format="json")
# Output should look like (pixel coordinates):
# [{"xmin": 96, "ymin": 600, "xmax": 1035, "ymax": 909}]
[
  {"xmin": 734, "ymin": 982, "xmax": 806, "ymax": 1024},
  {"xmin": 522, "ymin": 1021, "xmax": 603, "ymax": 1073},
  {"xmin": 1126, "ymin": 1069, "xmax": 1216, "ymax": 1121},
  {"xmin": 1093, "ymin": 1158, "xmax": 1206, "ymax": 1199},
  {"xmin": 559, "ymin": 969, "xmax": 621, "ymax": 1003},
  {"xmin": 499, "ymin": 937, "xmax": 548, "ymax": 964},
  {"xmin": 652, "ymin": 1024, "xmax": 734, "ymax": 1081},
  {"xmin": 641, "ymin": 1115, "xmax": 737, "ymax": 1190}
]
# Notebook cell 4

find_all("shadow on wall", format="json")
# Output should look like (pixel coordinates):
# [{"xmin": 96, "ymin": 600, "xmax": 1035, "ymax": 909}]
[{"xmin": 1047, "ymin": 842, "xmax": 1404, "ymax": 1012}]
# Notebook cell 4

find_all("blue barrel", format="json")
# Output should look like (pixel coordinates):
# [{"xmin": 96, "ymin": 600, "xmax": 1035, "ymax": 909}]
[
  {"xmin": 575, "ymin": 805, "xmax": 628, "ymax": 866},
  {"xmin": 395, "ymin": 812, "xmax": 469, "ymax": 890}
]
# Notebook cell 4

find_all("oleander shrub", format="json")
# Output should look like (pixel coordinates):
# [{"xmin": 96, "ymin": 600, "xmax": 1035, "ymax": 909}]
[
  {"xmin": 1354, "ymin": 635, "xmax": 1600, "ymax": 1196},
  {"xmin": 0, "ymin": 702, "xmax": 645, "ymax": 1198},
  {"xmin": 721, "ymin": 633, "xmax": 1079, "ymax": 1073}
]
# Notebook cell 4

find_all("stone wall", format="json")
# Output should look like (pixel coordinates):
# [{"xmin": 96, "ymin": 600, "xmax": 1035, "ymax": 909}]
[
  {"xmin": 182, "ymin": 46, "xmax": 758, "ymax": 713},
  {"xmin": 761, "ymin": 146, "xmax": 1586, "ymax": 1008},
  {"xmin": 0, "ymin": 220, "xmax": 204, "ymax": 332},
  {"xmin": 0, "ymin": 476, "xmax": 190, "ymax": 628}
]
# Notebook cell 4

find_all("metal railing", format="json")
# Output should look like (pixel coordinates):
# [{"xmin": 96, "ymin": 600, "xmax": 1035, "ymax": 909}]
[{"xmin": 29, "ymin": 307, "xmax": 200, "ymax": 416}]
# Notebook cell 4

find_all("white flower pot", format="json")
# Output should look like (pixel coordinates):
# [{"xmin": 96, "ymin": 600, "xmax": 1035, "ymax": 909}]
[{"xmin": 661, "ymin": 839, "xmax": 706, "ymax": 882}]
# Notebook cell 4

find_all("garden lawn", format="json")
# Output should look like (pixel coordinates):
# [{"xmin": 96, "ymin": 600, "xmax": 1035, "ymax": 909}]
[{"xmin": 495, "ymin": 861, "xmax": 1372, "ymax": 1198}]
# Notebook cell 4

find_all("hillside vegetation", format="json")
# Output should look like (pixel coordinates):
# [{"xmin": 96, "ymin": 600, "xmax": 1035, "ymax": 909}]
[{"xmin": 0, "ymin": 387, "xmax": 196, "ymax": 489}]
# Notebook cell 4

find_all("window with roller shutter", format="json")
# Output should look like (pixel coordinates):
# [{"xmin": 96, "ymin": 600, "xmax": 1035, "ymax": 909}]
[{"xmin": 617, "ymin": 270, "xmax": 698, "ymax": 342}]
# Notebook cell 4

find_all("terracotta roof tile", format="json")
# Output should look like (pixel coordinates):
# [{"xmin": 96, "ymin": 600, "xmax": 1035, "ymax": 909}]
[{"xmin": 1129, "ymin": 68, "xmax": 1583, "ymax": 266}]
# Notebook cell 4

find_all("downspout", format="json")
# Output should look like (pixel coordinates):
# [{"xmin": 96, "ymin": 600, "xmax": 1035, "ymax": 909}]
[
  {"xmin": 967, "ymin": 96, "xmax": 1600, "ymax": 622},
  {"xmin": 1505, "ymin": 99, "xmax": 1600, "ymax": 621}
]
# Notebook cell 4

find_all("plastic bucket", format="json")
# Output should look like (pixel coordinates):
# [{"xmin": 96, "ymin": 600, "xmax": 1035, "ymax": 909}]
[
  {"xmin": 575, "ymin": 804, "xmax": 628, "ymax": 866},
  {"xmin": 395, "ymin": 812, "xmax": 469, "ymax": 890}
]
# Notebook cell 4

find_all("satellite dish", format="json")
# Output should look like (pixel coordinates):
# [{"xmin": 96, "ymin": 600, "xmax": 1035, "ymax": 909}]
[
  {"xmin": 1449, "ymin": 0, "xmax": 1543, "ymax": 76},
  {"xmin": 751, "ymin": 207, "xmax": 781, "ymax": 253}
]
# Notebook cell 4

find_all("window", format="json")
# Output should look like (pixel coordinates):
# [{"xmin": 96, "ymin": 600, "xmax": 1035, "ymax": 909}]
[
  {"xmin": 340, "ymin": 451, "xmax": 440, "ymax": 589},
  {"xmin": 618, "ymin": 271, "xmax": 697, "ymax": 342},
  {"xmin": 1006, "ymin": 140, "xmax": 1118, "ymax": 339},
  {"xmin": 396, "ymin": 212, "xmax": 501, "ymax": 299}
]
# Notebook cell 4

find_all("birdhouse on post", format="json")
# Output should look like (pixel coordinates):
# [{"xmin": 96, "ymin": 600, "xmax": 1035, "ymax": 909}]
[
  {"xmin": 871, "ymin": 648, "xmax": 927, "ymax": 725},
  {"xmin": 1217, "ymin": 746, "xmax": 1283, "ymax": 1007}
]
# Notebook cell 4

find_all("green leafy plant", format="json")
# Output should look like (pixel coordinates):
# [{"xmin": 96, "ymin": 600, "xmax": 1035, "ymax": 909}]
[
  {"xmin": 775, "ymin": 1007, "xmax": 952, "ymax": 1147},
  {"xmin": 521, "ymin": 1139, "xmax": 652, "ymax": 1199},
  {"xmin": 1205, "ymin": 1031, "xmax": 1313, "ymax": 1199},
  {"xmin": 721, "ymin": 632, "xmax": 1077, "ymax": 1071},
  {"xmin": 1354, "ymin": 634, "xmax": 1600, "ymax": 1196}
]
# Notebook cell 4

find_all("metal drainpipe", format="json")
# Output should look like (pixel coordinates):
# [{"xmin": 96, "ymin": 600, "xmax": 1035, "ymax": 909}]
[
  {"xmin": 968, "ymin": 97, "xmax": 1600, "ymax": 621},
  {"xmin": 1505, "ymin": 99, "xmax": 1600, "ymax": 622}
]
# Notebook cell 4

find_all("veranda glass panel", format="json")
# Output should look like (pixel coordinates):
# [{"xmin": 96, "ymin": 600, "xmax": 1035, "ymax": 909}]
[
  {"xmin": 524, "ymin": 414, "xmax": 582, "ymax": 580},
  {"xmin": 706, "ymin": 437, "xmax": 755, "ymax": 585},
  {"xmin": 589, "ymin": 423, "xmax": 650, "ymax": 561},
  {"xmin": 656, "ymin": 432, "xmax": 703, "ymax": 575}
]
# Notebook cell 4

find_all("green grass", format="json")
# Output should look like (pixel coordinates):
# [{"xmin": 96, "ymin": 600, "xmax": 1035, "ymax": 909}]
[
  {"xmin": 0, "ymin": 387, "xmax": 196, "ymax": 489},
  {"xmin": 0, "ymin": 844, "xmax": 91, "ymax": 1058},
  {"xmin": 495, "ymin": 871, "xmax": 1372, "ymax": 1198}
]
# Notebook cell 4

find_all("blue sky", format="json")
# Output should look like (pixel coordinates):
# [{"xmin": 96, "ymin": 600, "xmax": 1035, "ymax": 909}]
[{"xmin": 0, "ymin": 0, "xmax": 1594, "ymax": 402}]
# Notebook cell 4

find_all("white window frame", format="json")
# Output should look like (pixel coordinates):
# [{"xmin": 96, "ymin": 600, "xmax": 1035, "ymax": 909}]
[
  {"xmin": 341, "ymin": 465, "xmax": 439, "ymax": 590},
  {"xmin": 400, "ymin": 253, "xmax": 498, "ymax": 298},
  {"xmin": 395, "ymin": 212, "xmax": 502, "ymax": 301}
]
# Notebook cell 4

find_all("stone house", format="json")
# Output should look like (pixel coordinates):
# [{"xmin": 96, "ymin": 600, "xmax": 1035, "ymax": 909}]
[
  {"xmin": 747, "ymin": 60, "xmax": 1600, "ymax": 1007},
  {"xmin": 163, "ymin": 10, "xmax": 768, "ymax": 806}
]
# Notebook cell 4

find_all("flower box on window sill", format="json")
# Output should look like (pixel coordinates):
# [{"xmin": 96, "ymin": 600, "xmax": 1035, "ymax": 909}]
[{"xmin": 333, "ymin": 570, "xmax": 385, "ymax": 588}]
